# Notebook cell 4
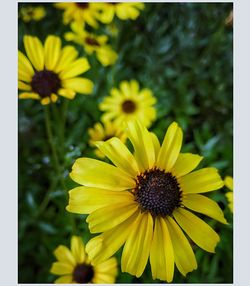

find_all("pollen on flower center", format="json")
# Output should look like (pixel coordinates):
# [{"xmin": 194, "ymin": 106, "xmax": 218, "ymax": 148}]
[
  {"xmin": 122, "ymin": 100, "xmax": 137, "ymax": 113},
  {"xmin": 85, "ymin": 37, "xmax": 100, "ymax": 46},
  {"xmin": 31, "ymin": 70, "xmax": 61, "ymax": 98},
  {"xmin": 76, "ymin": 3, "xmax": 89, "ymax": 9},
  {"xmin": 73, "ymin": 263, "xmax": 94, "ymax": 283},
  {"xmin": 134, "ymin": 169, "xmax": 182, "ymax": 217}
]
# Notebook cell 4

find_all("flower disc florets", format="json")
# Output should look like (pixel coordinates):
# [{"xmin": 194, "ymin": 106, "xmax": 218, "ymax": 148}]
[
  {"xmin": 134, "ymin": 168, "xmax": 182, "ymax": 217},
  {"xmin": 73, "ymin": 263, "xmax": 94, "ymax": 283}
]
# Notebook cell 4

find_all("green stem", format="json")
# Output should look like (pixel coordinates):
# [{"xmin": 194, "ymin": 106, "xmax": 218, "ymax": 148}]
[{"xmin": 44, "ymin": 105, "xmax": 66, "ymax": 190}]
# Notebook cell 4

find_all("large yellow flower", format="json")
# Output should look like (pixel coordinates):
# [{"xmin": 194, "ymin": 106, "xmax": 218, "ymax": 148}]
[
  {"xmin": 95, "ymin": 2, "xmax": 145, "ymax": 23},
  {"xmin": 88, "ymin": 119, "xmax": 126, "ymax": 158},
  {"xmin": 65, "ymin": 22, "xmax": 118, "ymax": 67},
  {"xmin": 55, "ymin": 2, "xmax": 101, "ymax": 27},
  {"xmin": 19, "ymin": 5, "xmax": 46, "ymax": 22},
  {"xmin": 67, "ymin": 121, "xmax": 227, "ymax": 282},
  {"xmin": 50, "ymin": 235, "xmax": 117, "ymax": 283},
  {"xmin": 224, "ymin": 176, "xmax": 233, "ymax": 212},
  {"xmin": 99, "ymin": 80, "xmax": 156, "ymax": 129},
  {"xmin": 18, "ymin": 35, "xmax": 93, "ymax": 105}
]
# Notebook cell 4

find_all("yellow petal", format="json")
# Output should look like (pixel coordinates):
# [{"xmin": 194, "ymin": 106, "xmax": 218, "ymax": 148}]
[
  {"xmin": 59, "ymin": 58, "xmax": 90, "ymax": 79},
  {"xmin": 173, "ymin": 208, "xmax": 220, "ymax": 253},
  {"xmin": 94, "ymin": 257, "xmax": 117, "ymax": 276},
  {"xmin": 44, "ymin": 35, "xmax": 61, "ymax": 70},
  {"xmin": 171, "ymin": 153, "xmax": 203, "ymax": 178},
  {"xmin": 95, "ymin": 137, "xmax": 139, "ymax": 178},
  {"xmin": 18, "ymin": 81, "xmax": 31, "ymax": 91},
  {"xmin": 224, "ymin": 176, "xmax": 233, "ymax": 191},
  {"xmin": 226, "ymin": 192, "xmax": 233, "ymax": 212},
  {"xmin": 53, "ymin": 245, "xmax": 76, "ymax": 266},
  {"xmin": 62, "ymin": 78, "xmax": 93, "ymax": 94},
  {"xmin": 19, "ymin": 92, "xmax": 40, "ymax": 100},
  {"xmin": 166, "ymin": 216, "xmax": 197, "ymax": 276},
  {"xmin": 126, "ymin": 120, "xmax": 155, "ymax": 172},
  {"xmin": 54, "ymin": 275, "xmax": 73, "ymax": 283},
  {"xmin": 157, "ymin": 122, "xmax": 183, "ymax": 172},
  {"xmin": 24, "ymin": 35, "xmax": 44, "ymax": 70},
  {"xmin": 86, "ymin": 198, "xmax": 138, "ymax": 233},
  {"xmin": 41, "ymin": 97, "xmax": 51, "ymax": 105},
  {"xmin": 54, "ymin": 45, "xmax": 78, "ymax": 73},
  {"xmin": 50, "ymin": 262, "xmax": 74, "ymax": 275},
  {"xmin": 182, "ymin": 194, "xmax": 227, "ymax": 224},
  {"xmin": 67, "ymin": 186, "xmax": 132, "ymax": 214},
  {"xmin": 179, "ymin": 167, "xmax": 224, "ymax": 194},
  {"xmin": 150, "ymin": 132, "xmax": 161, "ymax": 159},
  {"xmin": 149, "ymin": 216, "xmax": 174, "ymax": 282},
  {"xmin": 18, "ymin": 51, "xmax": 34, "ymax": 83},
  {"xmin": 86, "ymin": 210, "xmax": 140, "ymax": 264},
  {"xmin": 51, "ymin": 93, "xmax": 58, "ymax": 103},
  {"xmin": 121, "ymin": 212, "xmax": 153, "ymax": 277},
  {"xmin": 70, "ymin": 236, "xmax": 86, "ymax": 264},
  {"xmin": 58, "ymin": 88, "xmax": 76, "ymax": 99},
  {"xmin": 92, "ymin": 273, "xmax": 116, "ymax": 284},
  {"xmin": 70, "ymin": 158, "xmax": 136, "ymax": 191}
]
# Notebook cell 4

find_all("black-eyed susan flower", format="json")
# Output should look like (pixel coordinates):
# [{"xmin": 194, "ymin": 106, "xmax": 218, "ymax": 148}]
[
  {"xmin": 55, "ymin": 2, "xmax": 101, "ymax": 27},
  {"xmin": 18, "ymin": 35, "xmax": 94, "ymax": 105},
  {"xmin": 67, "ymin": 121, "xmax": 227, "ymax": 282},
  {"xmin": 95, "ymin": 2, "xmax": 145, "ymax": 23},
  {"xmin": 65, "ymin": 22, "xmax": 118, "ymax": 67},
  {"xmin": 50, "ymin": 235, "xmax": 117, "ymax": 283},
  {"xmin": 224, "ymin": 176, "xmax": 233, "ymax": 212},
  {"xmin": 99, "ymin": 80, "xmax": 156, "ymax": 129},
  {"xmin": 19, "ymin": 5, "xmax": 46, "ymax": 22},
  {"xmin": 88, "ymin": 119, "xmax": 126, "ymax": 158}
]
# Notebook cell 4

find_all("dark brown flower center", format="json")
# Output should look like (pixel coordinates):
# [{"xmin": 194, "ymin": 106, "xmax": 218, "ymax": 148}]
[
  {"xmin": 75, "ymin": 3, "xmax": 89, "ymax": 9},
  {"xmin": 85, "ymin": 37, "xmax": 100, "ymax": 46},
  {"xmin": 134, "ymin": 169, "xmax": 182, "ymax": 217},
  {"xmin": 73, "ymin": 263, "xmax": 94, "ymax": 283},
  {"xmin": 122, "ymin": 100, "xmax": 136, "ymax": 113},
  {"xmin": 31, "ymin": 70, "xmax": 61, "ymax": 98}
]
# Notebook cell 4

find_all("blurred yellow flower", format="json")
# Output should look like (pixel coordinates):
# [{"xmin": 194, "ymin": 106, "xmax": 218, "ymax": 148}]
[
  {"xmin": 67, "ymin": 121, "xmax": 226, "ymax": 282},
  {"xmin": 55, "ymin": 2, "xmax": 101, "ymax": 27},
  {"xmin": 88, "ymin": 119, "xmax": 127, "ymax": 158},
  {"xmin": 19, "ymin": 5, "xmax": 46, "ymax": 22},
  {"xmin": 99, "ymin": 80, "xmax": 156, "ymax": 129},
  {"xmin": 96, "ymin": 2, "xmax": 145, "ymax": 23},
  {"xmin": 65, "ymin": 22, "xmax": 118, "ymax": 67},
  {"xmin": 18, "ymin": 35, "xmax": 93, "ymax": 105},
  {"xmin": 224, "ymin": 176, "xmax": 233, "ymax": 212},
  {"xmin": 50, "ymin": 235, "xmax": 117, "ymax": 283}
]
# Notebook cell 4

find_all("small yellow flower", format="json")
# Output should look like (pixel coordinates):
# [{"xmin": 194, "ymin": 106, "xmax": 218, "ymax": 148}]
[
  {"xmin": 19, "ymin": 5, "xmax": 46, "ymax": 22},
  {"xmin": 50, "ymin": 235, "xmax": 117, "ymax": 283},
  {"xmin": 95, "ymin": 2, "xmax": 145, "ymax": 23},
  {"xmin": 18, "ymin": 35, "xmax": 94, "ymax": 105},
  {"xmin": 99, "ymin": 80, "xmax": 157, "ymax": 129},
  {"xmin": 55, "ymin": 2, "xmax": 101, "ymax": 27},
  {"xmin": 67, "ymin": 121, "xmax": 227, "ymax": 282},
  {"xmin": 224, "ymin": 176, "xmax": 233, "ymax": 212},
  {"xmin": 65, "ymin": 22, "xmax": 118, "ymax": 67},
  {"xmin": 88, "ymin": 119, "xmax": 127, "ymax": 158}
]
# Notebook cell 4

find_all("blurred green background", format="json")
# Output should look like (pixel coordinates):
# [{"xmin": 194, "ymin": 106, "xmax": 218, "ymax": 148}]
[{"xmin": 18, "ymin": 2, "xmax": 233, "ymax": 283}]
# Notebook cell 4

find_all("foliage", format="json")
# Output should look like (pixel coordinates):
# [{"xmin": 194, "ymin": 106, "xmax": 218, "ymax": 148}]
[{"xmin": 18, "ymin": 2, "xmax": 233, "ymax": 283}]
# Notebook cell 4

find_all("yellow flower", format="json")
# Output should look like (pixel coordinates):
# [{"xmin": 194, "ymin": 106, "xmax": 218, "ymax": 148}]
[
  {"xmin": 55, "ymin": 2, "xmax": 101, "ymax": 27},
  {"xmin": 224, "ymin": 176, "xmax": 233, "ymax": 212},
  {"xmin": 88, "ymin": 119, "xmax": 127, "ymax": 158},
  {"xmin": 18, "ymin": 35, "xmax": 94, "ymax": 105},
  {"xmin": 65, "ymin": 22, "xmax": 118, "ymax": 67},
  {"xmin": 95, "ymin": 2, "xmax": 145, "ymax": 23},
  {"xmin": 99, "ymin": 80, "xmax": 157, "ymax": 129},
  {"xmin": 19, "ymin": 5, "xmax": 46, "ymax": 22},
  {"xmin": 67, "ymin": 121, "xmax": 227, "ymax": 282},
  {"xmin": 50, "ymin": 235, "xmax": 117, "ymax": 283}
]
